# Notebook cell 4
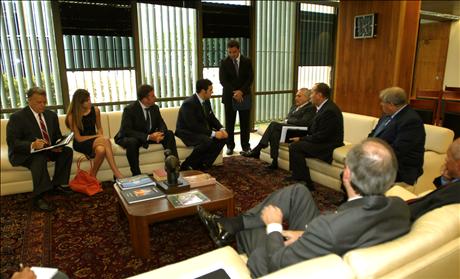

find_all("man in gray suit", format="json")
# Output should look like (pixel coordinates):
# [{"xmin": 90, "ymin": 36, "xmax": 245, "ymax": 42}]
[{"xmin": 198, "ymin": 138, "xmax": 411, "ymax": 277}]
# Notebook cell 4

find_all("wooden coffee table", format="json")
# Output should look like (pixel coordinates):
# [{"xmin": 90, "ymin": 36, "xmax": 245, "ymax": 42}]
[{"xmin": 114, "ymin": 171, "xmax": 234, "ymax": 258}]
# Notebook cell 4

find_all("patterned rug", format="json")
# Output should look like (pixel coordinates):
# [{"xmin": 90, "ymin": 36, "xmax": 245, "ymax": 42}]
[{"xmin": 0, "ymin": 156, "xmax": 344, "ymax": 279}]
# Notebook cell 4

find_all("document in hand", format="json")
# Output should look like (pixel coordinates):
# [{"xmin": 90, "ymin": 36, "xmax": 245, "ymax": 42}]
[
  {"xmin": 31, "ymin": 132, "xmax": 74, "ymax": 153},
  {"xmin": 279, "ymin": 126, "xmax": 308, "ymax": 143}
]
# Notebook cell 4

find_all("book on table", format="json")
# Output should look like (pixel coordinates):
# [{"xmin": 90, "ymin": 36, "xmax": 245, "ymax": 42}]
[
  {"xmin": 116, "ymin": 174, "xmax": 156, "ymax": 190},
  {"xmin": 167, "ymin": 190, "xmax": 210, "ymax": 208},
  {"xmin": 152, "ymin": 168, "xmax": 167, "ymax": 181},
  {"xmin": 279, "ymin": 126, "xmax": 309, "ymax": 143},
  {"xmin": 119, "ymin": 185, "xmax": 165, "ymax": 204},
  {"xmin": 183, "ymin": 173, "xmax": 217, "ymax": 188}
]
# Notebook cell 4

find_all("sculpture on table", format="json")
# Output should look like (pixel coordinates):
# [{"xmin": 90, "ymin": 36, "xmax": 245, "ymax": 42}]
[{"xmin": 164, "ymin": 149, "xmax": 180, "ymax": 186}]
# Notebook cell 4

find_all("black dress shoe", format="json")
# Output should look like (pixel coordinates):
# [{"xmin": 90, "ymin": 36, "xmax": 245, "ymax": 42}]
[
  {"xmin": 33, "ymin": 198, "xmax": 56, "ymax": 212},
  {"xmin": 226, "ymin": 149, "xmax": 234, "ymax": 156},
  {"xmin": 265, "ymin": 162, "xmax": 278, "ymax": 170},
  {"xmin": 241, "ymin": 149, "xmax": 260, "ymax": 159},
  {"xmin": 54, "ymin": 185, "xmax": 73, "ymax": 195},
  {"xmin": 197, "ymin": 206, "xmax": 234, "ymax": 247}
]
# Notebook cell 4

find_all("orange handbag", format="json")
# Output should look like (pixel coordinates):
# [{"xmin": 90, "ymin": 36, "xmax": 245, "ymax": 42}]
[{"xmin": 69, "ymin": 156, "xmax": 103, "ymax": 196}]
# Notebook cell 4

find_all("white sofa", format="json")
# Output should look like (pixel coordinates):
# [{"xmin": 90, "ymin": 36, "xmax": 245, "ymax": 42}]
[
  {"xmin": 0, "ymin": 107, "xmax": 223, "ymax": 196},
  {"xmin": 256, "ymin": 112, "xmax": 454, "ymax": 195},
  {"xmin": 127, "ymin": 187, "xmax": 460, "ymax": 279}
]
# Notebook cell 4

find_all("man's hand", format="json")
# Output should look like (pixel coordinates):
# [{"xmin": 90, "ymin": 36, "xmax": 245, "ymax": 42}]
[
  {"xmin": 215, "ymin": 130, "xmax": 228, "ymax": 139},
  {"xmin": 232, "ymin": 90, "xmax": 243, "ymax": 103},
  {"xmin": 290, "ymin": 137, "xmax": 300, "ymax": 142},
  {"xmin": 32, "ymin": 139, "xmax": 48, "ymax": 150},
  {"xmin": 261, "ymin": 205, "xmax": 283, "ymax": 225},
  {"xmin": 282, "ymin": 230, "xmax": 303, "ymax": 246},
  {"xmin": 11, "ymin": 267, "xmax": 36, "ymax": 279},
  {"xmin": 149, "ymin": 132, "xmax": 164, "ymax": 143}
]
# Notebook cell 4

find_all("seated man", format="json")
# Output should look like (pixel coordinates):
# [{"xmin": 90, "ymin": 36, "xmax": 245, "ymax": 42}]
[
  {"xmin": 288, "ymin": 83, "xmax": 344, "ymax": 190},
  {"xmin": 369, "ymin": 87, "xmax": 425, "ymax": 185},
  {"xmin": 198, "ymin": 138, "xmax": 411, "ymax": 277},
  {"xmin": 175, "ymin": 79, "xmax": 228, "ymax": 170},
  {"xmin": 115, "ymin": 84, "xmax": 177, "ymax": 176},
  {"xmin": 242, "ymin": 88, "xmax": 316, "ymax": 170},
  {"xmin": 408, "ymin": 137, "xmax": 460, "ymax": 220},
  {"xmin": 6, "ymin": 87, "xmax": 73, "ymax": 212}
]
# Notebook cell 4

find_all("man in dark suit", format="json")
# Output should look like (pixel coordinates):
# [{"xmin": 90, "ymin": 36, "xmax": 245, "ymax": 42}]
[
  {"xmin": 408, "ymin": 138, "xmax": 460, "ymax": 220},
  {"xmin": 7, "ymin": 87, "xmax": 73, "ymax": 212},
  {"xmin": 115, "ymin": 84, "xmax": 177, "ymax": 176},
  {"xmin": 242, "ymin": 88, "xmax": 316, "ymax": 170},
  {"xmin": 219, "ymin": 40, "xmax": 254, "ymax": 155},
  {"xmin": 369, "ymin": 86, "xmax": 425, "ymax": 186},
  {"xmin": 198, "ymin": 138, "xmax": 411, "ymax": 277},
  {"xmin": 175, "ymin": 79, "xmax": 228, "ymax": 170},
  {"xmin": 288, "ymin": 83, "xmax": 344, "ymax": 190}
]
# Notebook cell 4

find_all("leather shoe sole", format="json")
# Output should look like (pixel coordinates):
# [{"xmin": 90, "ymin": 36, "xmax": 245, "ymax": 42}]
[
  {"xmin": 33, "ymin": 198, "xmax": 56, "ymax": 212},
  {"xmin": 197, "ymin": 206, "xmax": 233, "ymax": 247}
]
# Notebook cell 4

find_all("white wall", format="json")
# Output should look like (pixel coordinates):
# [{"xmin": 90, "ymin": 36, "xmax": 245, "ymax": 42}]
[{"xmin": 443, "ymin": 20, "xmax": 460, "ymax": 88}]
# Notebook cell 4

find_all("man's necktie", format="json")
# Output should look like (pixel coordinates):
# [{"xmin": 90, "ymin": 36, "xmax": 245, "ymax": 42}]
[
  {"xmin": 233, "ymin": 59, "xmax": 239, "ymax": 76},
  {"xmin": 372, "ymin": 116, "xmax": 391, "ymax": 137},
  {"xmin": 145, "ymin": 108, "xmax": 151, "ymax": 132},
  {"xmin": 38, "ymin": 113, "xmax": 50, "ymax": 143}
]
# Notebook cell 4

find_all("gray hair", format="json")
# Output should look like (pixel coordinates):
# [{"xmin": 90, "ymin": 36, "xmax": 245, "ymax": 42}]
[
  {"xmin": 298, "ymin": 88, "xmax": 312, "ymax": 98},
  {"xmin": 26, "ymin": 87, "xmax": 46, "ymax": 99},
  {"xmin": 379, "ymin": 87, "xmax": 407, "ymax": 106},
  {"xmin": 345, "ymin": 138, "xmax": 398, "ymax": 195}
]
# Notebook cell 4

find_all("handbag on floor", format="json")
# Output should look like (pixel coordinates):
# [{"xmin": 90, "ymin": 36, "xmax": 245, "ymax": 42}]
[{"xmin": 69, "ymin": 156, "xmax": 102, "ymax": 196}]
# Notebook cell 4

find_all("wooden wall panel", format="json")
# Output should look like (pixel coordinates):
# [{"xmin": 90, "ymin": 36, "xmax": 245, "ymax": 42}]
[{"xmin": 334, "ymin": 0, "xmax": 420, "ymax": 117}]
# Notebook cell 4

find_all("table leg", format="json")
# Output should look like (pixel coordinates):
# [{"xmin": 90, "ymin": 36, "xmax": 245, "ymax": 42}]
[
  {"xmin": 226, "ymin": 197, "xmax": 235, "ymax": 217},
  {"xmin": 128, "ymin": 216, "xmax": 151, "ymax": 258}
]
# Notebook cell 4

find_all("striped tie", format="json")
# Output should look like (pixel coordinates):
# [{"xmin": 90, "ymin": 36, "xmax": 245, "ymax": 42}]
[{"xmin": 38, "ymin": 113, "xmax": 50, "ymax": 144}]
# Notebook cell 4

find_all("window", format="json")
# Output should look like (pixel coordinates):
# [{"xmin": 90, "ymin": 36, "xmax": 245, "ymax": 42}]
[{"xmin": 1, "ymin": 0, "xmax": 62, "ymax": 118}]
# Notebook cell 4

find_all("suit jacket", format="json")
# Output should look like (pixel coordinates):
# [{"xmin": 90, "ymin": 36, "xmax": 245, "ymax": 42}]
[
  {"xmin": 7, "ymin": 106, "xmax": 63, "ymax": 166},
  {"xmin": 219, "ymin": 55, "xmax": 254, "ymax": 105},
  {"xmin": 114, "ymin": 101, "xmax": 168, "ymax": 145},
  {"xmin": 175, "ymin": 94, "xmax": 223, "ymax": 146},
  {"xmin": 286, "ymin": 102, "xmax": 316, "ymax": 127},
  {"xmin": 261, "ymin": 196, "xmax": 411, "ymax": 275},
  {"xmin": 408, "ymin": 177, "xmax": 460, "ymax": 221},
  {"xmin": 369, "ymin": 106, "xmax": 425, "ymax": 185},
  {"xmin": 300, "ymin": 99, "xmax": 344, "ymax": 162}
]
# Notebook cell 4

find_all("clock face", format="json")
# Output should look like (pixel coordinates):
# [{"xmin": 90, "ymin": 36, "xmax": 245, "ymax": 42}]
[{"xmin": 354, "ymin": 14, "xmax": 376, "ymax": 39}]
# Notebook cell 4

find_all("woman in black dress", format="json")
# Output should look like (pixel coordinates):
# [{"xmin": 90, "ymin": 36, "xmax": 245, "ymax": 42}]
[{"xmin": 66, "ymin": 89, "xmax": 123, "ymax": 179}]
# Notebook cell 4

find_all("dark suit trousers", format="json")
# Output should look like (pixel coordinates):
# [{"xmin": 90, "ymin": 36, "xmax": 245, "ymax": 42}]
[
  {"xmin": 183, "ymin": 135, "xmax": 226, "ymax": 169},
  {"xmin": 224, "ymin": 102, "xmax": 250, "ymax": 150},
  {"xmin": 21, "ymin": 147, "xmax": 73, "ymax": 197},
  {"xmin": 118, "ymin": 130, "xmax": 177, "ymax": 176},
  {"xmin": 288, "ymin": 141, "xmax": 333, "ymax": 183},
  {"xmin": 259, "ymin": 121, "xmax": 284, "ymax": 160},
  {"xmin": 235, "ymin": 184, "xmax": 320, "ymax": 276}
]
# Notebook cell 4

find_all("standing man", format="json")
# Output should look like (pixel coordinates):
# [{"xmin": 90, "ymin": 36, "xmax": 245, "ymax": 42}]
[
  {"xmin": 242, "ymin": 88, "xmax": 316, "ymax": 170},
  {"xmin": 288, "ymin": 83, "xmax": 344, "ymax": 190},
  {"xmin": 176, "ymin": 79, "xmax": 228, "ymax": 170},
  {"xmin": 198, "ymin": 138, "xmax": 410, "ymax": 277},
  {"xmin": 115, "ymin": 84, "xmax": 177, "ymax": 176},
  {"xmin": 369, "ymin": 86, "xmax": 425, "ymax": 186},
  {"xmin": 219, "ymin": 40, "xmax": 254, "ymax": 155},
  {"xmin": 7, "ymin": 87, "xmax": 73, "ymax": 212}
]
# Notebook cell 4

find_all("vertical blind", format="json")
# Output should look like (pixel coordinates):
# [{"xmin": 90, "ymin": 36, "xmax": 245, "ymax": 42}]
[
  {"xmin": 137, "ymin": 3, "xmax": 198, "ymax": 109},
  {"xmin": 1, "ymin": 0, "xmax": 61, "ymax": 117},
  {"xmin": 63, "ymin": 35, "xmax": 136, "ymax": 112},
  {"xmin": 255, "ymin": 0, "xmax": 296, "ymax": 123}
]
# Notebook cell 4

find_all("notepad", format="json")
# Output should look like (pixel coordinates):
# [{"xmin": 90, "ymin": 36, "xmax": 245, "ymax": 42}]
[{"xmin": 30, "ymin": 266, "xmax": 58, "ymax": 279}]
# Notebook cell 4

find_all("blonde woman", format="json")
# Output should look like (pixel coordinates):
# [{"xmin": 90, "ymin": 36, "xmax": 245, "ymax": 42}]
[{"xmin": 66, "ymin": 89, "xmax": 123, "ymax": 179}]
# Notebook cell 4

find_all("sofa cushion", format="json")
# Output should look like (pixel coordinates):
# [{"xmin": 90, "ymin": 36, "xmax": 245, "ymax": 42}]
[
  {"xmin": 424, "ymin": 124, "xmax": 454, "ymax": 154},
  {"xmin": 332, "ymin": 144, "xmax": 354, "ymax": 165},
  {"xmin": 342, "ymin": 112, "xmax": 377, "ymax": 145},
  {"xmin": 126, "ymin": 246, "xmax": 251, "ymax": 279},
  {"xmin": 343, "ymin": 204, "xmax": 460, "ymax": 278}
]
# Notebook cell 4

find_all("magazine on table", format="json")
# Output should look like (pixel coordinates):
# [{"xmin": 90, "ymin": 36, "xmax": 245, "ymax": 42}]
[
  {"xmin": 279, "ymin": 126, "xmax": 309, "ymax": 143},
  {"xmin": 152, "ymin": 168, "xmax": 167, "ymax": 181},
  {"xmin": 119, "ymin": 185, "xmax": 165, "ymax": 204},
  {"xmin": 183, "ymin": 173, "xmax": 216, "ymax": 188},
  {"xmin": 167, "ymin": 190, "xmax": 210, "ymax": 208},
  {"xmin": 31, "ymin": 132, "xmax": 74, "ymax": 153},
  {"xmin": 116, "ymin": 174, "xmax": 156, "ymax": 190}
]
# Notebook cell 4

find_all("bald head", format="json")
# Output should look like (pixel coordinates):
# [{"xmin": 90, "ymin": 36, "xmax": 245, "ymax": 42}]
[{"xmin": 345, "ymin": 138, "xmax": 398, "ymax": 195}]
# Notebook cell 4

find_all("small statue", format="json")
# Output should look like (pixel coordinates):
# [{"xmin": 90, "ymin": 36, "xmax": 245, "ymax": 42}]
[{"xmin": 164, "ymin": 149, "xmax": 180, "ymax": 186}]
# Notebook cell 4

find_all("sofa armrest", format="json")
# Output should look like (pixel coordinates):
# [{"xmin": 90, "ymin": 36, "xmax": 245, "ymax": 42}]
[
  {"xmin": 385, "ymin": 185, "xmax": 418, "ymax": 201},
  {"xmin": 260, "ymin": 254, "xmax": 355, "ymax": 279},
  {"xmin": 126, "ymin": 246, "xmax": 251, "ymax": 279}
]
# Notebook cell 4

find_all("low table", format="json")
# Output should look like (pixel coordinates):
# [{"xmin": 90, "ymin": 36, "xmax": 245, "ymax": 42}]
[{"xmin": 114, "ymin": 171, "xmax": 234, "ymax": 258}]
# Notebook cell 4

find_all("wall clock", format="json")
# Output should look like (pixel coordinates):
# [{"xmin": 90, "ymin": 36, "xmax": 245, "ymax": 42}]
[{"xmin": 354, "ymin": 13, "xmax": 377, "ymax": 39}]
